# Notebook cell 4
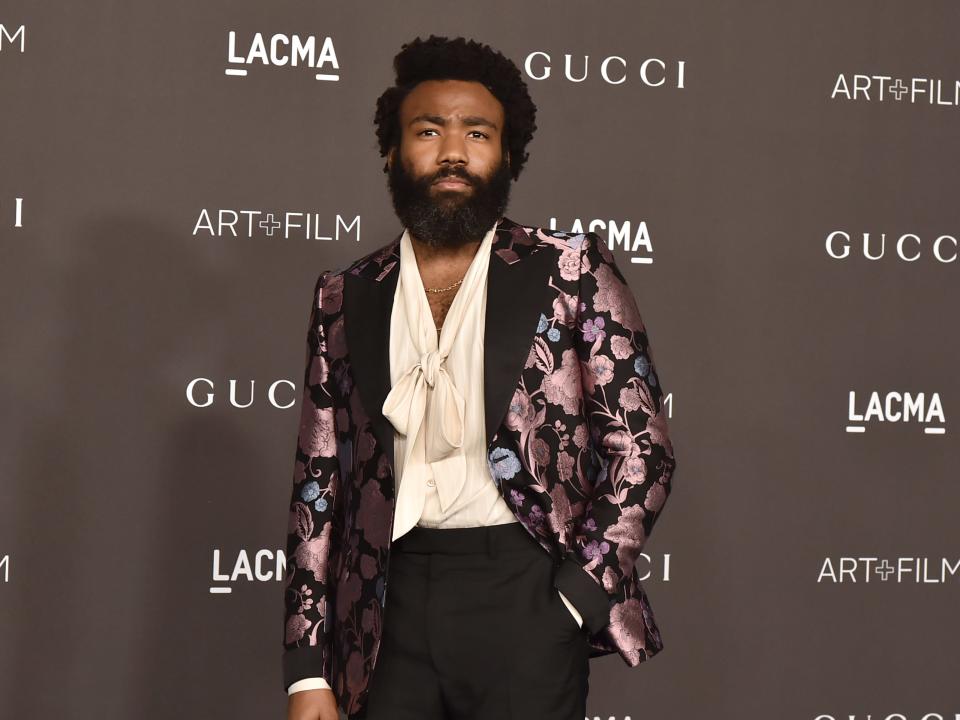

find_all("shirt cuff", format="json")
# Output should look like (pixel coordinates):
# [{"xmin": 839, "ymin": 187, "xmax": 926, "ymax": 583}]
[
  {"xmin": 556, "ymin": 588, "xmax": 584, "ymax": 628},
  {"xmin": 287, "ymin": 677, "xmax": 332, "ymax": 695}
]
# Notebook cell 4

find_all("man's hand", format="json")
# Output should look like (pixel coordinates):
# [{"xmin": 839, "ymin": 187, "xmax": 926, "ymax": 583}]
[{"xmin": 286, "ymin": 688, "xmax": 339, "ymax": 720}]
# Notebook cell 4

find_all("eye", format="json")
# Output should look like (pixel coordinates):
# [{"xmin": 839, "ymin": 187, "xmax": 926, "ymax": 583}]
[
  {"xmin": 469, "ymin": 131, "xmax": 489, "ymax": 139},
  {"xmin": 417, "ymin": 128, "xmax": 438, "ymax": 136}
]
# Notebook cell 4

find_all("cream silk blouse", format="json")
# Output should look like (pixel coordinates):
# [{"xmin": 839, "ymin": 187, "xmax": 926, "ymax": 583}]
[{"xmin": 287, "ymin": 222, "xmax": 582, "ymax": 695}]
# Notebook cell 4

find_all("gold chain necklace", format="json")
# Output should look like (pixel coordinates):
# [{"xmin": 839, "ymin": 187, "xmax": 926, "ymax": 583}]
[{"xmin": 424, "ymin": 277, "xmax": 464, "ymax": 293}]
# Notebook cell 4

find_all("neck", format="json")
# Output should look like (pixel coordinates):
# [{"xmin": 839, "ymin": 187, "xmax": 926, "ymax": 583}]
[{"xmin": 409, "ymin": 234, "xmax": 484, "ymax": 265}]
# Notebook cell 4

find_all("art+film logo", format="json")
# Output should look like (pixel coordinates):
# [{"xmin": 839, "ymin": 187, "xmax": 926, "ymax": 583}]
[{"xmin": 193, "ymin": 210, "xmax": 359, "ymax": 242}]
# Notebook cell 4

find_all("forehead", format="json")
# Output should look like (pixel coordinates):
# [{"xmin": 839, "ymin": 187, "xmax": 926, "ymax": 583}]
[{"xmin": 399, "ymin": 79, "xmax": 504, "ymax": 126}]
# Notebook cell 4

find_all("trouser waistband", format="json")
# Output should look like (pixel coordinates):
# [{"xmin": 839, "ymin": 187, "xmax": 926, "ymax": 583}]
[{"xmin": 392, "ymin": 521, "xmax": 538, "ymax": 556}]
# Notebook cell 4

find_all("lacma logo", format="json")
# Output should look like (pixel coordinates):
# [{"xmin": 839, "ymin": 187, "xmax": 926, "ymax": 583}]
[
  {"xmin": 548, "ymin": 217, "xmax": 656, "ymax": 264},
  {"xmin": 210, "ymin": 548, "xmax": 285, "ymax": 593},
  {"xmin": 225, "ymin": 30, "xmax": 339, "ymax": 80},
  {"xmin": 846, "ymin": 391, "xmax": 946, "ymax": 435}
]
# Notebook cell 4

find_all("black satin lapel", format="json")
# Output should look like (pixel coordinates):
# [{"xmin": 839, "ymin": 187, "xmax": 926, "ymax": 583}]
[
  {"xmin": 343, "ymin": 271, "xmax": 398, "ymax": 473},
  {"xmin": 484, "ymin": 247, "xmax": 558, "ymax": 448}
]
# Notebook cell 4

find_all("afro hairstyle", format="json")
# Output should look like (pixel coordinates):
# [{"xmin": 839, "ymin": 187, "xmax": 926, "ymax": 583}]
[{"xmin": 374, "ymin": 35, "xmax": 538, "ymax": 181}]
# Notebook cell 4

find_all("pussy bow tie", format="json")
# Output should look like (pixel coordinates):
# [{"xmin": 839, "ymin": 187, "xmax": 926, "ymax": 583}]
[
  {"xmin": 382, "ymin": 347, "xmax": 466, "ymax": 473},
  {"xmin": 382, "ymin": 229, "xmax": 492, "ymax": 516}
]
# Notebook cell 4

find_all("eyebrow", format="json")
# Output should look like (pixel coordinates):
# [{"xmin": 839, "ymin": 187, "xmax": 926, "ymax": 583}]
[{"xmin": 408, "ymin": 114, "xmax": 499, "ymax": 131}]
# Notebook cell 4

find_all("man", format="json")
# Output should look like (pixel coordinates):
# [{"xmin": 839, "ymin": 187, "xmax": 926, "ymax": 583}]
[{"xmin": 282, "ymin": 35, "xmax": 677, "ymax": 720}]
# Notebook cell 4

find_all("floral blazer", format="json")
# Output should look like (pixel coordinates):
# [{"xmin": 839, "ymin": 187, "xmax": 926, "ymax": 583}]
[{"xmin": 282, "ymin": 215, "xmax": 677, "ymax": 715}]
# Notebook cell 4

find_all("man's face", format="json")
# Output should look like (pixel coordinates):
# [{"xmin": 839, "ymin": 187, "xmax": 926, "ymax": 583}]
[{"xmin": 386, "ymin": 78, "xmax": 513, "ymax": 250}]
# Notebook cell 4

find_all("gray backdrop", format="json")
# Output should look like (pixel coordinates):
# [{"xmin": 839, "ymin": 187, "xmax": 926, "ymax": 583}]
[{"xmin": 1, "ymin": 2, "xmax": 957, "ymax": 719}]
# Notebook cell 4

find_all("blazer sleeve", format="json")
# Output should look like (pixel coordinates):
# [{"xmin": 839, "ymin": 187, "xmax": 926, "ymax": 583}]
[
  {"xmin": 552, "ymin": 232, "xmax": 677, "ymax": 634},
  {"xmin": 281, "ymin": 270, "xmax": 342, "ymax": 692}
]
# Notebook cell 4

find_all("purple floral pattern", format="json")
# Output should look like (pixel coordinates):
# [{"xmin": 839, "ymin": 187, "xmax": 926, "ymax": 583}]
[{"xmin": 282, "ymin": 217, "xmax": 676, "ymax": 714}]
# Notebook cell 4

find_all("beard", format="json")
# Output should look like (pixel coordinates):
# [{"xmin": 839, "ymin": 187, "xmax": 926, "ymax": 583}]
[{"xmin": 387, "ymin": 147, "xmax": 513, "ymax": 250}]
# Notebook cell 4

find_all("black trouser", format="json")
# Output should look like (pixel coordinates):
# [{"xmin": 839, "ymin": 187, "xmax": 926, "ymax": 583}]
[{"xmin": 351, "ymin": 521, "xmax": 590, "ymax": 720}]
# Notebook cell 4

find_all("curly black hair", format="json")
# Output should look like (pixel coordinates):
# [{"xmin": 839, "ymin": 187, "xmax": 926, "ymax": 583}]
[{"xmin": 374, "ymin": 35, "xmax": 538, "ymax": 181}]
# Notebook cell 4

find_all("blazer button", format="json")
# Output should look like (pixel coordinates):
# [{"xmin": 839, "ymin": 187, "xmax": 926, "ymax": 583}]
[{"xmin": 426, "ymin": 478, "xmax": 436, "ymax": 487}]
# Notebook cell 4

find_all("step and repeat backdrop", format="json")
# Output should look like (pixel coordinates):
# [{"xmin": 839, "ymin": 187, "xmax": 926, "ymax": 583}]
[{"xmin": 1, "ymin": 2, "xmax": 957, "ymax": 719}]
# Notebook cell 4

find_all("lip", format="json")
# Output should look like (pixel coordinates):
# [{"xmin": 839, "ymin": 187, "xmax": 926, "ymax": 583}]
[{"xmin": 433, "ymin": 177, "xmax": 471, "ymax": 189}]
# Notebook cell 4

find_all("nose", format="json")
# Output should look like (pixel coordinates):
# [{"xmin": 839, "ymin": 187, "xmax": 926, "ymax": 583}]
[{"xmin": 436, "ymin": 131, "xmax": 468, "ymax": 169}]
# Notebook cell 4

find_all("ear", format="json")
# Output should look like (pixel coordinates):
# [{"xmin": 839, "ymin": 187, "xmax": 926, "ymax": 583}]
[{"xmin": 385, "ymin": 146, "xmax": 396, "ymax": 173}]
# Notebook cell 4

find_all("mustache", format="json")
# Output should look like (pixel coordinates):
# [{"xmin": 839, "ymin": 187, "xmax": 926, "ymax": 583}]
[
  {"xmin": 432, "ymin": 167, "xmax": 476, "ymax": 184},
  {"xmin": 387, "ymin": 153, "xmax": 513, "ymax": 250}
]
